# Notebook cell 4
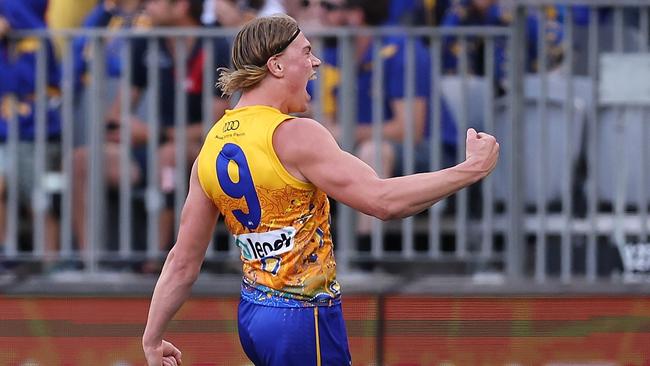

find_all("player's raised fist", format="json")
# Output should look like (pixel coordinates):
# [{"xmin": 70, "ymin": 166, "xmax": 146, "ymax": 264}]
[{"xmin": 464, "ymin": 128, "xmax": 499, "ymax": 178}]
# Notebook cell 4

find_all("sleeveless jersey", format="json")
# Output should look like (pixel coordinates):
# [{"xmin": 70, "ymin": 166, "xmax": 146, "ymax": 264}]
[{"xmin": 197, "ymin": 105, "xmax": 340, "ymax": 307}]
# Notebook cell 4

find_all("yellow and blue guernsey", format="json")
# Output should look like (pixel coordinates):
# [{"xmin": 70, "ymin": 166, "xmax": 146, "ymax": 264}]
[{"xmin": 197, "ymin": 106, "xmax": 341, "ymax": 307}]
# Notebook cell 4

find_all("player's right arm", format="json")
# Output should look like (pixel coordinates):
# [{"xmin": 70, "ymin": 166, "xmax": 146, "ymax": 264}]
[
  {"xmin": 273, "ymin": 118, "xmax": 499, "ymax": 220},
  {"xmin": 142, "ymin": 160, "xmax": 220, "ymax": 366}
]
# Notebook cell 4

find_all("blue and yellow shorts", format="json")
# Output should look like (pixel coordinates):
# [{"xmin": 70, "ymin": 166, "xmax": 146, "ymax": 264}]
[{"xmin": 237, "ymin": 293, "xmax": 352, "ymax": 366}]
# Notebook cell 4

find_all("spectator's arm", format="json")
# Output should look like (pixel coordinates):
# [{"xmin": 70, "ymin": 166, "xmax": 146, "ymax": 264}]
[
  {"xmin": 187, "ymin": 36, "xmax": 231, "ymax": 140},
  {"xmin": 0, "ymin": 16, "xmax": 10, "ymax": 38},
  {"xmin": 104, "ymin": 37, "xmax": 150, "ymax": 145},
  {"xmin": 182, "ymin": 97, "xmax": 229, "ymax": 143},
  {"xmin": 106, "ymin": 86, "xmax": 149, "ymax": 145},
  {"xmin": 355, "ymin": 97, "xmax": 427, "ymax": 144},
  {"xmin": 356, "ymin": 42, "xmax": 429, "ymax": 144}
]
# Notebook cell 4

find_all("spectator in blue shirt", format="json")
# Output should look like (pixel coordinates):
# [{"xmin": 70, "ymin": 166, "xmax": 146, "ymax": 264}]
[
  {"xmin": 441, "ymin": 0, "xmax": 507, "ymax": 91},
  {"xmin": 385, "ymin": 0, "xmax": 452, "ymax": 26},
  {"xmin": 350, "ymin": 0, "xmax": 456, "ymax": 169},
  {"xmin": 0, "ymin": 0, "xmax": 61, "ymax": 141},
  {"xmin": 0, "ymin": 0, "xmax": 62, "ymax": 262},
  {"xmin": 441, "ymin": 0, "xmax": 563, "ymax": 92},
  {"xmin": 72, "ymin": 0, "xmax": 149, "ymax": 90}
]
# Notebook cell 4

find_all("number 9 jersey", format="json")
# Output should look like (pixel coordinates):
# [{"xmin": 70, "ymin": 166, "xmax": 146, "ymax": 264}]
[{"xmin": 197, "ymin": 105, "xmax": 341, "ymax": 307}]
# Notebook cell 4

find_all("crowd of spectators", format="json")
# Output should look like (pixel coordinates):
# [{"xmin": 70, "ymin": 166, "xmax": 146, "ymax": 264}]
[{"xmin": 0, "ymin": 0, "xmax": 594, "ymax": 274}]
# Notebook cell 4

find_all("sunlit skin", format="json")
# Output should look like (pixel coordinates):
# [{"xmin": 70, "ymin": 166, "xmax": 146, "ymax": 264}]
[{"xmin": 234, "ymin": 32, "xmax": 321, "ymax": 114}]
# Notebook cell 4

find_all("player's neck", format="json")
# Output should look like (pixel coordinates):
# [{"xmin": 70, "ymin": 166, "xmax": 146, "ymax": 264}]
[{"xmin": 235, "ymin": 84, "xmax": 292, "ymax": 114}]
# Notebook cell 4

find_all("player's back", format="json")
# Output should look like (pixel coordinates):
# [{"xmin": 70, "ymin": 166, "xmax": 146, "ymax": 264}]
[{"xmin": 196, "ymin": 105, "xmax": 340, "ymax": 306}]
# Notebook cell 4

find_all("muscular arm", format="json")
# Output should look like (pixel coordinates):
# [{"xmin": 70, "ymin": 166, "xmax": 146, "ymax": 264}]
[
  {"xmin": 274, "ymin": 118, "xmax": 498, "ymax": 220},
  {"xmin": 142, "ymin": 160, "xmax": 220, "ymax": 348}
]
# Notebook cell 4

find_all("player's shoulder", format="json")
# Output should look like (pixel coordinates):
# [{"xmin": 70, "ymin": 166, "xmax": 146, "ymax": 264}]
[
  {"xmin": 276, "ymin": 117, "xmax": 329, "ymax": 136},
  {"xmin": 274, "ymin": 117, "xmax": 333, "ymax": 157}
]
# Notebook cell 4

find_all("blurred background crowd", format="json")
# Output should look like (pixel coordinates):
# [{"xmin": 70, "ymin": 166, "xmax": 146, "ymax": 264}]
[{"xmin": 0, "ymin": 0, "xmax": 647, "ymax": 277}]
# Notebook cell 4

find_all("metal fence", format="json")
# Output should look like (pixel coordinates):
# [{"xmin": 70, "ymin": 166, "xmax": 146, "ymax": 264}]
[
  {"xmin": 509, "ymin": 0, "xmax": 650, "ymax": 284},
  {"xmin": 2, "ymin": 0, "xmax": 650, "ymax": 287}
]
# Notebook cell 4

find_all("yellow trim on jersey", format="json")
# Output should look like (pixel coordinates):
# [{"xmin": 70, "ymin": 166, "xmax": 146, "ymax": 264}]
[
  {"xmin": 266, "ymin": 118, "xmax": 314, "ymax": 191},
  {"xmin": 314, "ymin": 307, "xmax": 321, "ymax": 366}
]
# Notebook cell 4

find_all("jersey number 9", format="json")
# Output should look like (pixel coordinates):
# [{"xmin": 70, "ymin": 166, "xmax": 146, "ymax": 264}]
[{"xmin": 216, "ymin": 143, "xmax": 261, "ymax": 230}]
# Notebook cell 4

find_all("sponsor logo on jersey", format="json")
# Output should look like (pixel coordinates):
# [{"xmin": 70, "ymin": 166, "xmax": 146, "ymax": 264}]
[
  {"xmin": 223, "ymin": 119, "xmax": 240, "ymax": 132},
  {"xmin": 260, "ymin": 256, "xmax": 282, "ymax": 275},
  {"xmin": 235, "ymin": 227, "xmax": 296, "ymax": 261}
]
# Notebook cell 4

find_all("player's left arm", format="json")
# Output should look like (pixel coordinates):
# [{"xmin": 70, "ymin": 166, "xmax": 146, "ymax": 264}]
[{"xmin": 142, "ymin": 160, "xmax": 220, "ymax": 363}]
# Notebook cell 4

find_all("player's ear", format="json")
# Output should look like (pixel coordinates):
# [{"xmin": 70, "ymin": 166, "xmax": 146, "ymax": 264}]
[{"xmin": 267, "ymin": 56, "xmax": 284, "ymax": 77}]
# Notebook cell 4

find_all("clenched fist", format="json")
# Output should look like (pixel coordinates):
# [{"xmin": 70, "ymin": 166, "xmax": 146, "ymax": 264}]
[
  {"xmin": 464, "ymin": 128, "xmax": 499, "ymax": 178},
  {"xmin": 143, "ymin": 339, "xmax": 182, "ymax": 366}
]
